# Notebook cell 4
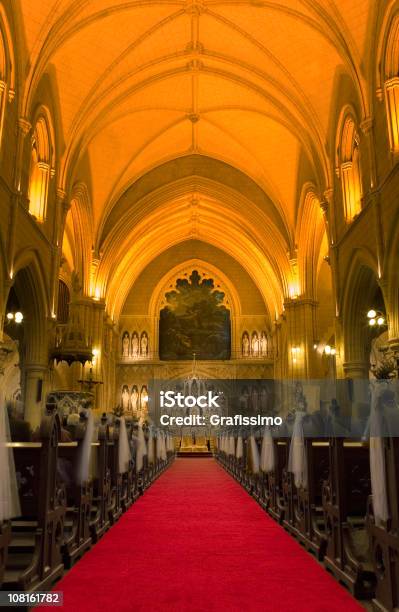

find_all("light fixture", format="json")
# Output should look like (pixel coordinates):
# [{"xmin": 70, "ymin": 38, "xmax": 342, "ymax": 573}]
[
  {"xmin": 5, "ymin": 311, "xmax": 23, "ymax": 324},
  {"xmin": 367, "ymin": 308, "xmax": 386, "ymax": 328},
  {"xmin": 324, "ymin": 344, "xmax": 332, "ymax": 355},
  {"xmin": 14, "ymin": 312, "xmax": 23, "ymax": 323}
]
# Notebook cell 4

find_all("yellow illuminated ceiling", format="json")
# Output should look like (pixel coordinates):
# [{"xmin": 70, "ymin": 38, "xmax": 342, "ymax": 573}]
[{"xmin": 15, "ymin": 0, "xmax": 375, "ymax": 317}]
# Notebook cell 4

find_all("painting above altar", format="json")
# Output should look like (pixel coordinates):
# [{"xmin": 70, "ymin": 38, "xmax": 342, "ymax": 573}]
[{"xmin": 159, "ymin": 270, "xmax": 231, "ymax": 361}]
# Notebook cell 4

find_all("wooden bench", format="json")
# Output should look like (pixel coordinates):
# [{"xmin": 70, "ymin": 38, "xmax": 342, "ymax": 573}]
[
  {"xmin": 57, "ymin": 433, "xmax": 93, "ymax": 568},
  {"xmin": 292, "ymin": 439, "xmax": 329, "ymax": 560},
  {"xmin": 89, "ymin": 423, "xmax": 111, "ymax": 543},
  {"xmin": 322, "ymin": 439, "xmax": 376, "ymax": 599},
  {"xmin": 0, "ymin": 522, "xmax": 11, "ymax": 587},
  {"xmin": 263, "ymin": 440, "xmax": 288, "ymax": 524},
  {"xmin": 3, "ymin": 412, "xmax": 66, "ymax": 592},
  {"xmin": 366, "ymin": 436, "xmax": 399, "ymax": 611}
]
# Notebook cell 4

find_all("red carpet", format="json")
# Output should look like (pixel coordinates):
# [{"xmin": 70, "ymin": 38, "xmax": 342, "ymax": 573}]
[{"xmin": 46, "ymin": 459, "xmax": 362, "ymax": 611}]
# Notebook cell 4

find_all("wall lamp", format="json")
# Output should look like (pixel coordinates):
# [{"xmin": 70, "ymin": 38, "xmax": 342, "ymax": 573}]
[
  {"xmin": 6, "ymin": 311, "xmax": 24, "ymax": 324},
  {"xmin": 367, "ymin": 309, "xmax": 386, "ymax": 327}
]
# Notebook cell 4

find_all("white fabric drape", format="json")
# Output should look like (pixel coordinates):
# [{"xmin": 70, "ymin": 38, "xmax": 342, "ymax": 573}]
[
  {"xmin": 0, "ymin": 395, "xmax": 21, "ymax": 520},
  {"xmin": 76, "ymin": 410, "xmax": 95, "ymax": 485},
  {"xmin": 288, "ymin": 411, "xmax": 307, "ymax": 489},
  {"xmin": 159, "ymin": 431, "xmax": 167, "ymax": 461},
  {"xmin": 249, "ymin": 434, "xmax": 260, "ymax": 474},
  {"xmin": 369, "ymin": 385, "xmax": 389, "ymax": 524},
  {"xmin": 260, "ymin": 426, "xmax": 275, "ymax": 473},
  {"xmin": 136, "ymin": 421, "xmax": 147, "ymax": 473},
  {"xmin": 118, "ymin": 416, "xmax": 131, "ymax": 474},
  {"xmin": 228, "ymin": 434, "xmax": 235, "ymax": 456},
  {"xmin": 147, "ymin": 428, "xmax": 155, "ymax": 465},
  {"xmin": 236, "ymin": 435, "xmax": 243, "ymax": 460},
  {"xmin": 156, "ymin": 431, "xmax": 162, "ymax": 460},
  {"xmin": 166, "ymin": 433, "xmax": 174, "ymax": 453}
]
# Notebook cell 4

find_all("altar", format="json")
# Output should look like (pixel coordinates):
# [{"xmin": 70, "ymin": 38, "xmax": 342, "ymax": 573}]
[{"xmin": 179, "ymin": 426, "xmax": 209, "ymax": 453}]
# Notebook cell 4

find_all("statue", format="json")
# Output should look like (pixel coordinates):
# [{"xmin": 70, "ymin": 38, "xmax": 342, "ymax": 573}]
[
  {"xmin": 242, "ymin": 332, "xmax": 250, "ymax": 357},
  {"xmin": 260, "ymin": 386, "xmax": 268, "ymax": 411},
  {"xmin": 260, "ymin": 332, "xmax": 268, "ymax": 356},
  {"xmin": 121, "ymin": 385, "xmax": 130, "ymax": 412},
  {"xmin": 131, "ymin": 332, "xmax": 139, "ymax": 359},
  {"xmin": 130, "ymin": 385, "xmax": 139, "ymax": 413},
  {"xmin": 251, "ymin": 386, "xmax": 259, "ymax": 412},
  {"xmin": 251, "ymin": 332, "xmax": 259, "ymax": 356},
  {"xmin": 140, "ymin": 332, "xmax": 148, "ymax": 357},
  {"xmin": 140, "ymin": 385, "xmax": 149, "ymax": 415},
  {"xmin": 122, "ymin": 332, "xmax": 130, "ymax": 358}
]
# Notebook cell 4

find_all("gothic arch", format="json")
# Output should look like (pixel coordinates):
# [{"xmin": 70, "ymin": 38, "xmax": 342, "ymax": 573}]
[
  {"xmin": 340, "ymin": 250, "xmax": 383, "ymax": 371},
  {"xmin": 335, "ymin": 107, "xmax": 363, "ymax": 222},
  {"xmin": 10, "ymin": 250, "xmax": 50, "ymax": 368},
  {"xmin": 28, "ymin": 106, "xmax": 55, "ymax": 222},
  {"xmin": 63, "ymin": 182, "xmax": 94, "ymax": 296},
  {"xmin": 147, "ymin": 260, "xmax": 242, "ymax": 359},
  {"xmin": 295, "ymin": 185, "xmax": 327, "ymax": 298}
]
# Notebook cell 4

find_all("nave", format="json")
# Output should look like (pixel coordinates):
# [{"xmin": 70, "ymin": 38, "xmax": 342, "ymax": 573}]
[{"xmin": 40, "ymin": 458, "xmax": 361, "ymax": 612}]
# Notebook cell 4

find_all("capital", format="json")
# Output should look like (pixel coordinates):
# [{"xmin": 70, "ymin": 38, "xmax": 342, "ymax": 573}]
[
  {"xmin": 360, "ymin": 116, "xmax": 373, "ymax": 134},
  {"xmin": 18, "ymin": 117, "xmax": 32, "ymax": 136}
]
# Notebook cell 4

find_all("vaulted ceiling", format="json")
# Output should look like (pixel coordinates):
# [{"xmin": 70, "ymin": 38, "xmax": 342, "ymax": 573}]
[{"xmin": 14, "ymin": 0, "xmax": 377, "ymax": 317}]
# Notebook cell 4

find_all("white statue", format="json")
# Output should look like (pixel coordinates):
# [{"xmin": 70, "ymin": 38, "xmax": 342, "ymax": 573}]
[
  {"xmin": 242, "ymin": 332, "xmax": 250, "ymax": 357},
  {"xmin": 131, "ymin": 332, "xmax": 139, "ymax": 359},
  {"xmin": 252, "ymin": 332, "xmax": 259, "ymax": 356},
  {"xmin": 140, "ymin": 385, "xmax": 149, "ymax": 414},
  {"xmin": 130, "ymin": 385, "xmax": 139, "ymax": 413},
  {"xmin": 260, "ymin": 332, "xmax": 268, "ymax": 356},
  {"xmin": 260, "ymin": 386, "xmax": 268, "ymax": 411},
  {"xmin": 140, "ymin": 332, "xmax": 148, "ymax": 357},
  {"xmin": 251, "ymin": 386, "xmax": 259, "ymax": 412},
  {"xmin": 121, "ymin": 385, "xmax": 130, "ymax": 412},
  {"xmin": 122, "ymin": 332, "xmax": 130, "ymax": 357}
]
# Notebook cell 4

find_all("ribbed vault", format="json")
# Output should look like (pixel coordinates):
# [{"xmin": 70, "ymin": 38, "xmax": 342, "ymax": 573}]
[{"xmin": 12, "ymin": 0, "xmax": 376, "ymax": 318}]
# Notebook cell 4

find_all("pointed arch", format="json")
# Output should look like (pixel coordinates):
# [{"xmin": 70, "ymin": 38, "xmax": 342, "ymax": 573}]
[
  {"xmin": 295, "ymin": 184, "xmax": 327, "ymax": 298},
  {"xmin": 336, "ymin": 107, "xmax": 363, "ymax": 222},
  {"xmin": 28, "ymin": 106, "xmax": 55, "ymax": 222},
  {"xmin": 64, "ymin": 181, "xmax": 94, "ymax": 296},
  {"xmin": 340, "ymin": 249, "xmax": 382, "ymax": 369}
]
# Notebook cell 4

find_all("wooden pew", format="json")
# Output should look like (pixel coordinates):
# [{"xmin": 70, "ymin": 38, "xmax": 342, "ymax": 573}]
[
  {"xmin": 0, "ymin": 522, "xmax": 11, "ymax": 587},
  {"xmin": 107, "ymin": 423, "xmax": 123, "ymax": 525},
  {"xmin": 57, "ymin": 414, "xmax": 93, "ymax": 568},
  {"xmin": 262, "ymin": 440, "xmax": 288, "ymax": 524},
  {"xmin": 322, "ymin": 439, "xmax": 376, "ymax": 599},
  {"xmin": 291, "ymin": 440, "xmax": 329, "ymax": 560},
  {"xmin": 89, "ymin": 422, "xmax": 111, "ymax": 543},
  {"xmin": 366, "ymin": 436, "xmax": 399, "ymax": 612},
  {"xmin": 3, "ymin": 412, "xmax": 66, "ymax": 592}
]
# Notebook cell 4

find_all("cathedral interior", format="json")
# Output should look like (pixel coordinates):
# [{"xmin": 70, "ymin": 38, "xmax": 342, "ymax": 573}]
[{"xmin": 0, "ymin": 1, "xmax": 399, "ymax": 610}]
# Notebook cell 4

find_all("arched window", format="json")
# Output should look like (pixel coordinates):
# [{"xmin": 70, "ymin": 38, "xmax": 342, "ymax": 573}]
[
  {"xmin": 383, "ymin": 14, "xmax": 399, "ymax": 153},
  {"xmin": 28, "ymin": 113, "xmax": 54, "ymax": 222},
  {"xmin": 340, "ymin": 116, "xmax": 362, "ymax": 222}
]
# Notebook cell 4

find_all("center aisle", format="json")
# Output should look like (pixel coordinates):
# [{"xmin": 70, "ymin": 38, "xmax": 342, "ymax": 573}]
[{"xmin": 50, "ymin": 459, "xmax": 362, "ymax": 612}]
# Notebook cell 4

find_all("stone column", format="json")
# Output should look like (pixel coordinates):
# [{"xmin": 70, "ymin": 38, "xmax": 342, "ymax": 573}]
[
  {"xmin": 284, "ymin": 298, "xmax": 319, "ymax": 380},
  {"xmin": 23, "ymin": 364, "xmax": 48, "ymax": 429},
  {"xmin": 341, "ymin": 360, "xmax": 369, "ymax": 410}
]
